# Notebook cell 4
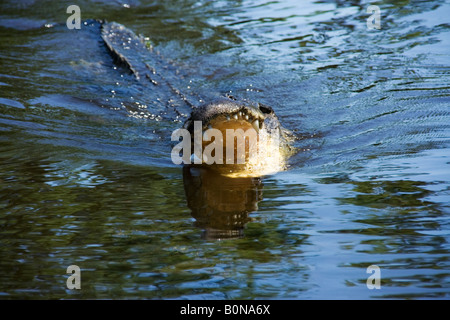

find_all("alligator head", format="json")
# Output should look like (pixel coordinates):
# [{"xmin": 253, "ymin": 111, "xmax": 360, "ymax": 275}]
[
  {"xmin": 182, "ymin": 96, "xmax": 289, "ymax": 177},
  {"xmin": 100, "ymin": 21, "xmax": 291, "ymax": 177}
]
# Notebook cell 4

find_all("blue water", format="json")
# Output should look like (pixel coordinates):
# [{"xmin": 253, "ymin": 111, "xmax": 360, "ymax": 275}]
[{"xmin": 0, "ymin": 0, "xmax": 449, "ymax": 299}]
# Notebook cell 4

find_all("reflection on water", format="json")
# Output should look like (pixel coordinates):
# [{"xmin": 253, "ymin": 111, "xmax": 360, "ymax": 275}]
[
  {"xmin": 183, "ymin": 166, "xmax": 262, "ymax": 239},
  {"xmin": 0, "ymin": 0, "xmax": 449, "ymax": 299}
]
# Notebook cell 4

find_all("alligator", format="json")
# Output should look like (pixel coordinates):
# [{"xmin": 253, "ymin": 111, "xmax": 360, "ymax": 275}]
[
  {"xmin": 101, "ymin": 21, "xmax": 292, "ymax": 178},
  {"xmin": 99, "ymin": 21, "xmax": 294, "ymax": 239}
]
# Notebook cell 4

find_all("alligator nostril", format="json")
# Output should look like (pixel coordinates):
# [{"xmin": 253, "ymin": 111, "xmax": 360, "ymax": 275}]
[
  {"xmin": 258, "ymin": 103, "xmax": 273, "ymax": 114},
  {"xmin": 225, "ymin": 93, "xmax": 237, "ymax": 101}
]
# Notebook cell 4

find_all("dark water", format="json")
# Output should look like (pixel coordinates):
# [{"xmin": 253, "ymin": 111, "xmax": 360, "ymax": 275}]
[{"xmin": 0, "ymin": 0, "xmax": 449, "ymax": 299}]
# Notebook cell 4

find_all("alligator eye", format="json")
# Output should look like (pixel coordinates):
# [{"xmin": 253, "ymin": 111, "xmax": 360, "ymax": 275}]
[
  {"xmin": 225, "ymin": 93, "xmax": 237, "ymax": 101},
  {"xmin": 258, "ymin": 103, "xmax": 273, "ymax": 114}
]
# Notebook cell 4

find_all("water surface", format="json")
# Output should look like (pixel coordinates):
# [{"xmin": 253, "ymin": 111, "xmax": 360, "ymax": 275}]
[{"xmin": 0, "ymin": 0, "xmax": 449, "ymax": 299}]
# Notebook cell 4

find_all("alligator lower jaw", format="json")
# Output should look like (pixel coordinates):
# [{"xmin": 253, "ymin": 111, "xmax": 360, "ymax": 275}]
[
  {"xmin": 184, "ymin": 100, "xmax": 285, "ymax": 177},
  {"xmin": 190, "ymin": 116, "xmax": 285, "ymax": 178},
  {"xmin": 196, "ymin": 117, "xmax": 258, "ymax": 171}
]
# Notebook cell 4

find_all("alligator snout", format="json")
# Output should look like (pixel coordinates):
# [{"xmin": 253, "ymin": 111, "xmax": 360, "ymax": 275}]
[{"xmin": 181, "ymin": 97, "xmax": 288, "ymax": 177}]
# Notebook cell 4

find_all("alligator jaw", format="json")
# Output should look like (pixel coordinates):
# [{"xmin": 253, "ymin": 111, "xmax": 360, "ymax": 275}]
[
  {"xmin": 181, "ymin": 97, "xmax": 286, "ymax": 177},
  {"xmin": 183, "ymin": 98, "xmax": 272, "ymax": 134},
  {"xmin": 201, "ymin": 108, "xmax": 263, "ymax": 133}
]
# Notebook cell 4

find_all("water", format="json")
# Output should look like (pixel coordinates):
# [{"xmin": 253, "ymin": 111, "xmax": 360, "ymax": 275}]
[{"xmin": 0, "ymin": 0, "xmax": 449, "ymax": 299}]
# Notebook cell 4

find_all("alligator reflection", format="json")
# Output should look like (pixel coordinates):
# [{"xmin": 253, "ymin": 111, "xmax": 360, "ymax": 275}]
[{"xmin": 183, "ymin": 166, "xmax": 263, "ymax": 240}]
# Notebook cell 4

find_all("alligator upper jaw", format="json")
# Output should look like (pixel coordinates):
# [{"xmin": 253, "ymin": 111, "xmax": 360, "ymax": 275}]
[
  {"xmin": 184, "ymin": 98, "xmax": 267, "ymax": 134},
  {"xmin": 202, "ymin": 108, "xmax": 264, "ymax": 133}
]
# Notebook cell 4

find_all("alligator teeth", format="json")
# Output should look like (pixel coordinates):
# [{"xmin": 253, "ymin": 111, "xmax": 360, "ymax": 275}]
[
  {"xmin": 252, "ymin": 119, "xmax": 260, "ymax": 132},
  {"xmin": 238, "ymin": 111, "xmax": 242, "ymax": 118},
  {"xmin": 245, "ymin": 114, "xmax": 249, "ymax": 120},
  {"xmin": 226, "ymin": 115, "xmax": 230, "ymax": 121},
  {"xmin": 233, "ymin": 114, "xmax": 238, "ymax": 120}
]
